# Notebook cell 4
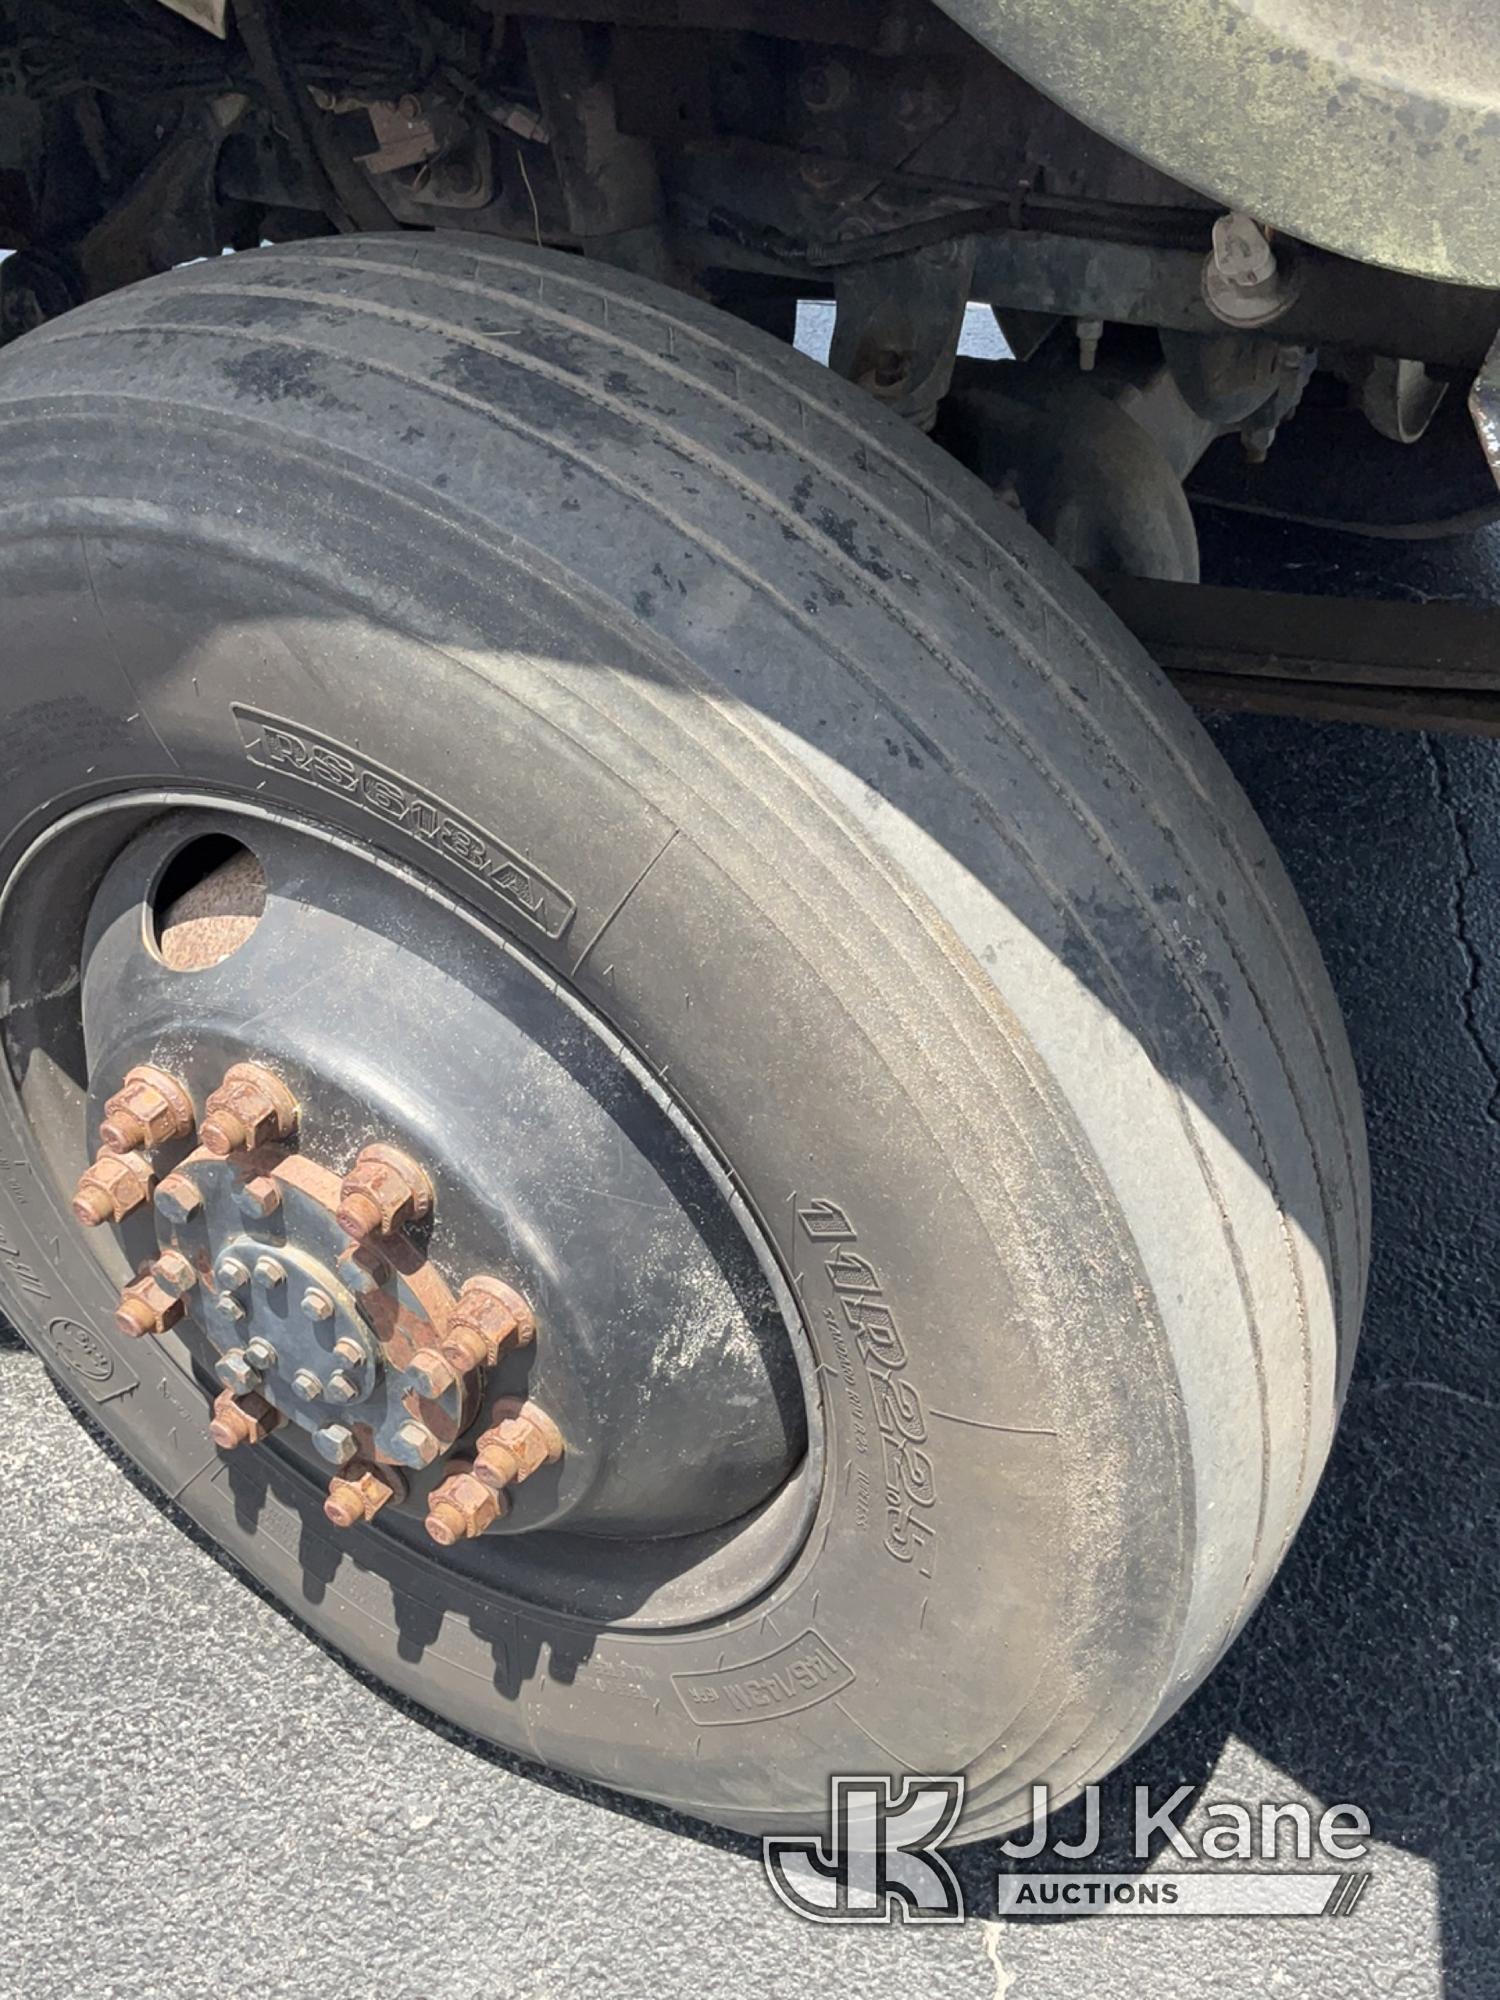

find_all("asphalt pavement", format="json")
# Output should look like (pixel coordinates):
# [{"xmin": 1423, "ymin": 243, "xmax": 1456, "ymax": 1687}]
[{"xmin": 2, "ymin": 358, "xmax": 1498, "ymax": 1998}]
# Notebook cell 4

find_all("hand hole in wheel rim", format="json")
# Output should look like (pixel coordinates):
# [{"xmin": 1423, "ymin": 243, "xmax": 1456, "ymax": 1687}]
[{"xmin": 150, "ymin": 832, "xmax": 267, "ymax": 972}]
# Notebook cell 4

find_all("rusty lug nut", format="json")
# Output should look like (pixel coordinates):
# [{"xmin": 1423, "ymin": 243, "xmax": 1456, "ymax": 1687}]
[
  {"xmin": 98, "ymin": 1065, "xmax": 195, "ymax": 1155},
  {"xmin": 72, "ymin": 1150, "xmax": 154, "ymax": 1228},
  {"xmin": 441, "ymin": 1275, "xmax": 535, "ymax": 1373},
  {"xmin": 236, "ymin": 1174, "xmax": 281, "ymax": 1220},
  {"xmin": 207, "ymin": 1387, "xmax": 281, "ymax": 1450},
  {"xmin": 390, "ymin": 1419, "xmax": 442, "ymax": 1469},
  {"xmin": 324, "ymin": 1461, "xmax": 407, "ymax": 1530},
  {"xmin": 424, "ymin": 1466, "xmax": 507, "ymax": 1546},
  {"xmin": 114, "ymin": 1273, "xmax": 185, "ymax": 1340},
  {"xmin": 199, "ymin": 1063, "xmax": 297, "ymax": 1157},
  {"xmin": 153, "ymin": 1171, "xmax": 203, "ymax": 1226},
  {"xmin": 336, "ymin": 1143, "xmax": 434, "ymax": 1243},
  {"xmin": 150, "ymin": 1248, "xmax": 197, "ymax": 1298},
  {"xmin": 474, "ymin": 1398, "xmax": 564, "ymax": 1492}
]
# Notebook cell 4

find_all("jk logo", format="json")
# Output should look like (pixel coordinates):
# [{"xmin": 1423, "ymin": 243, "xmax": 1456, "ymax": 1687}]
[{"xmin": 763, "ymin": 1775, "xmax": 966, "ymax": 1924}]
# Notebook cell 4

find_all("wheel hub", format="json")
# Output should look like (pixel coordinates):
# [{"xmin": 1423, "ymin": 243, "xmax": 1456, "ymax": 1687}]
[
  {"xmin": 74, "ymin": 1057, "xmax": 556, "ymax": 1537},
  {"xmin": 43, "ymin": 802, "xmax": 811, "ymax": 1600}
]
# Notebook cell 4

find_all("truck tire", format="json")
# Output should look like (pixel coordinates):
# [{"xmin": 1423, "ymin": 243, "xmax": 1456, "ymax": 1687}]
[{"xmin": 0, "ymin": 236, "xmax": 1367, "ymax": 1843}]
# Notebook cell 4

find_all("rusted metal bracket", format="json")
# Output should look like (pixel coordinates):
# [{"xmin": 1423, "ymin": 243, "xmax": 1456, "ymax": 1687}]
[
  {"xmin": 1091, "ymin": 574, "xmax": 1500, "ymax": 737},
  {"xmin": 831, "ymin": 237, "xmax": 976, "ymax": 430},
  {"xmin": 522, "ymin": 18, "xmax": 680, "ymax": 283}
]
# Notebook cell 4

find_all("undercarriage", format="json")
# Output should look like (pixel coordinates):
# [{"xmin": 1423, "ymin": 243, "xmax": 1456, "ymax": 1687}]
[{"xmin": 5, "ymin": 3, "xmax": 1499, "ymax": 599}]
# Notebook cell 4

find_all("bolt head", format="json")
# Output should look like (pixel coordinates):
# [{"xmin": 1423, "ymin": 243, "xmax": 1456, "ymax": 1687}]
[
  {"xmin": 216, "ymin": 1349, "xmax": 261, "ymax": 1394},
  {"xmin": 301, "ymin": 1288, "xmax": 334, "ymax": 1321},
  {"xmin": 150, "ymin": 1249, "xmax": 197, "ymax": 1298},
  {"xmin": 390, "ymin": 1419, "xmax": 442, "ymax": 1469},
  {"xmin": 153, "ymin": 1173, "xmax": 203, "ymax": 1226},
  {"xmin": 406, "ymin": 1349, "xmax": 461, "ymax": 1401},
  {"xmin": 326, "ymin": 1369, "xmax": 361, "ymax": 1404},
  {"xmin": 217, "ymin": 1257, "xmax": 250, "ymax": 1291},
  {"xmin": 253, "ymin": 1256, "xmax": 286, "ymax": 1288},
  {"xmin": 292, "ymin": 1368, "xmax": 325, "ymax": 1402},
  {"xmin": 333, "ymin": 1336, "xmax": 364, "ymax": 1366},
  {"xmin": 244, "ymin": 1337, "xmax": 279, "ymax": 1373},
  {"xmin": 215, "ymin": 1293, "xmax": 246, "ymax": 1324},
  {"xmin": 312, "ymin": 1423, "xmax": 358, "ymax": 1466},
  {"xmin": 1212, "ymin": 209, "xmax": 1277, "ymax": 287},
  {"xmin": 236, "ymin": 1175, "xmax": 281, "ymax": 1220}
]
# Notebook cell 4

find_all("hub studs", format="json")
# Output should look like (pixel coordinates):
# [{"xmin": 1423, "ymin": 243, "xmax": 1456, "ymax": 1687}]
[
  {"xmin": 199, "ymin": 1063, "xmax": 297, "ymax": 1158},
  {"xmin": 424, "ymin": 1400, "xmax": 564, "ymax": 1545},
  {"xmin": 72, "ymin": 1150, "xmax": 154, "ymax": 1228},
  {"xmin": 208, "ymin": 1388, "xmax": 281, "ymax": 1450},
  {"xmin": 423, "ymin": 1468, "xmax": 504, "ymax": 1546},
  {"xmin": 441, "ymin": 1276, "xmax": 534, "ymax": 1374},
  {"xmin": 336, "ymin": 1144, "xmax": 434, "ymax": 1244},
  {"xmin": 72, "ymin": 1066, "xmax": 195, "ymax": 1230},
  {"xmin": 99, "ymin": 1066, "xmax": 195, "ymax": 1156},
  {"xmin": 74, "ymin": 1050, "xmax": 548, "ymax": 1528},
  {"xmin": 115, "ymin": 1272, "xmax": 186, "ymax": 1340},
  {"xmin": 323, "ymin": 1462, "xmax": 406, "ymax": 1530}
]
